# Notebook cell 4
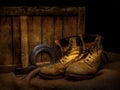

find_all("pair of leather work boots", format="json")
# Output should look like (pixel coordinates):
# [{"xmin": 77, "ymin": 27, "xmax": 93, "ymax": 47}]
[{"xmin": 39, "ymin": 34, "xmax": 103, "ymax": 80}]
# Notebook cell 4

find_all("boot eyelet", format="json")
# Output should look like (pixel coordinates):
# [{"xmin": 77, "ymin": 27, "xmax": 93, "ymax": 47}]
[
  {"xmin": 62, "ymin": 60, "xmax": 64, "ymax": 62},
  {"xmin": 90, "ymin": 53, "xmax": 92, "ymax": 55},
  {"xmin": 64, "ymin": 57, "xmax": 67, "ymax": 59},
  {"xmin": 70, "ymin": 40, "xmax": 73, "ymax": 43},
  {"xmin": 86, "ymin": 59, "xmax": 89, "ymax": 61},
  {"xmin": 91, "ymin": 50, "xmax": 93, "ymax": 52}
]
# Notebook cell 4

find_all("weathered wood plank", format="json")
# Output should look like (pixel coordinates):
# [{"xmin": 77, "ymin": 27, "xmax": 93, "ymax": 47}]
[
  {"xmin": 28, "ymin": 16, "xmax": 42, "ymax": 64},
  {"xmin": 63, "ymin": 16, "xmax": 78, "ymax": 38},
  {"xmin": 13, "ymin": 16, "xmax": 21, "ymax": 65},
  {"xmin": 53, "ymin": 16, "xmax": 63, "ymax": 60},
  {"xmin": 54, "ymin": 16, "xmax": 63, "ymax": 40},
  {"xmin": 20, "ymin": 16, "xmax": 29, "ymax": 68},
  {"xmin": 0, "ymin": 65, "xmax": 16, "ymax": 73},
  {"xmin": 0, "ymin": 7, "xmax": 81, "ymax": 16},
  {"xmin": 0, "ymin": 7, "xmax": 85, "ymax": 67},
  {"xmin": 27, "ymin": 16, "xmax": 33, "ymax": 56},
  {"xmin": 77, "ymin": 7, "xmax": 85, "ymax": 34},
  {"xmin": 42, "ymin": 16, "xmax": 54, "ymax": 62},
  {"xmin": 0, "ymin": 16, "xmax": 13, "ymax": 65},
  {"xmin": 42, "ymin": 16, "xmax": 54, "ymax": 46}
]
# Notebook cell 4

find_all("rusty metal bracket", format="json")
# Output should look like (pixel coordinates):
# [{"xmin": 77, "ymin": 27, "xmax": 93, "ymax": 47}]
[
  {"xmin": 14, "ymin": 44, "xmax": 56, "ymax": 76},
  {"xmin": 30, "ymin": 44, "xmax": 56, "ymax": 66}
]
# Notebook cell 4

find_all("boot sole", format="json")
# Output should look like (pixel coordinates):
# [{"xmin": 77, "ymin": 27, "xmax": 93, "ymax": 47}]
[
  {"xmin": 65, "ymin": 73, "xmax": 94, "ymax": 80},
  {"xmin": 39, "ymin": 72, "xmax": 64, "ymax": 79}
]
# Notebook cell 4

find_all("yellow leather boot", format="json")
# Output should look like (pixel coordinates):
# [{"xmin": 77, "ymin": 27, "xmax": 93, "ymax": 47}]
[
  {"xmin": 65, "ymin": 34, "xmax": 103, "ymax": 80},
  {"xmin": 39, "ymin": 35, "xmax": 83, "ymax": 79}
]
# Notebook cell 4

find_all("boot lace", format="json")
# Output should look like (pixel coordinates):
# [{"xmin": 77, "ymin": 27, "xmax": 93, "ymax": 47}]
[{"xmin": 61, "ymin": 43, "xmax": 79, "ymax": 61}]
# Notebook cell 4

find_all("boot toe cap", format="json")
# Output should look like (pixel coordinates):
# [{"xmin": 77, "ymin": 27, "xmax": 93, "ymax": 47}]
[
  {"xmin": 39, "ymin": 66, "xmax": 51, "ymax": 74},
  {"xmin": 39, "ymin": 64, "xmax": 65, "ymax": 76},
  {"xmin": 66, "ymin": 61, "xmax": 97, "ymax": 75}
]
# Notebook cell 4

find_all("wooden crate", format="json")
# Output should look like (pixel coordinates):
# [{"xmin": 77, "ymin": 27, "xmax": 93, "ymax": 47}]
[{"xmin": 0, "ymin": 7, "xmax": 85, "ymax": 69}]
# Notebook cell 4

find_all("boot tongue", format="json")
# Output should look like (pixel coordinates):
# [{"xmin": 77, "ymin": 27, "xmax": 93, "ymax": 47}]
[
  {"xmin": 69, "ymin": 37, "xmax": 77, "ymax": 48},
  {"xmin": 60, "ymin": 37, "xmax": 80, "ymax": 65}
]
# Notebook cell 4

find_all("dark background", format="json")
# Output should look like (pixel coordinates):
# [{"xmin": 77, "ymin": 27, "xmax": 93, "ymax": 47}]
[
  {"xmin": 85, "ymin": 3, "xmax": 120, "ymax": 53},
  {"xmin": 0, "ymin": 0, "xmax": 120, "ymax": 53}
]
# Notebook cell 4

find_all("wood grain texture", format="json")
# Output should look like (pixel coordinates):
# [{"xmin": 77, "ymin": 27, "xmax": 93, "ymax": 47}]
[
  {"xmin": 27, "ymin": 16, "xmax": 33, "ymax": 56},
  {"xmin": 77, "ymin": 7, "xmax": 85, "ymax": 34},
  {"xmin": 20, "ymin": 16, "xmax": 29, "ymax": 68},
  {"xmin": 13, "ymin": 16, "xmax": 21, "ymax": 65},
  {"xmin": 42, "ymin": 16, "xmax": 54, "ymax": 46},
  {"xmin": 0, "ymin": 16, "xmax": 13, "ymax": 65},
  {"xmin": 54, "ymin": 16, "xmax": 63, "ymax": 40},
  {"xmin": 63, "ymin": 16, "xmax": 78, "ymax": 38},
  {"xmin": 0, "ymin": 7, "xmax": 85, "ymax": 66},
  {"xmin": 28, "ymin": 16, "xmax": 42, "ymax": 64},
  {"xmin": 42, "ymin": 16, "xmax": 54, "ymax": 62},
  {"xmin": 0, "ymin": 7, "xmax": 79, "ymax": 15}
]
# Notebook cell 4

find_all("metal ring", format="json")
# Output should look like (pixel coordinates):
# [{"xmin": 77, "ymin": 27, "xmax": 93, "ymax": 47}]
[{"xmin": 30, "ymin": 44, "xmax": 56, "ymax": 66}]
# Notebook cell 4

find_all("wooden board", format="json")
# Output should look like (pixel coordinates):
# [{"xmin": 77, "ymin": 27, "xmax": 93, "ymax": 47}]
[
  {"xmin": 0, "ymin": 16, "xmax": 13, "ymax": 65},
  {"xmin": 77, "ymin": 7, "xmax": 85, "ymax": 34},
  {"xmin": 27, "ymin": 16, "xmax": 33, "ymax": 56},
  {"xmin": 54, "ymin": 16, "xmax": 63, "ymax": 60},
  {"xmin": 0, "ymin": 7, "xmax": 85, "ymax": 67},
  {"xmin": 20, "ymin": 16, "xmax": 29, "ymax": 68},
  {"xmin": 63, "ymin": 16, "xmax": 78, "ymax": 38},
  {"xmin": 13, "ymin": 16, "xmax": 21, "ymax": 65},
  {"xmin": 42, "ymin": 16, "xmax": 54, "ymax": 62},
  {"xmin": 54, "ymin": 16, "xmax": 63, "ymax": 40},
  {"xmin": 0, "ymin": 7, "xmax": 80, "ymax": 15},
  {"xmin": 28, "ymin": 16, "xmax": 42, "ymax": 64}
]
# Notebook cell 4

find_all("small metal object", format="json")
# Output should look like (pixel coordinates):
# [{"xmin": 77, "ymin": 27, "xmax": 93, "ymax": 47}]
[
  {"xmin": 30, "ymin": 44, "xmax": 56, "ymax": 66},
  {"xmin": 14, "ymin": 44, "xmax": 56, "ymax": 76}
]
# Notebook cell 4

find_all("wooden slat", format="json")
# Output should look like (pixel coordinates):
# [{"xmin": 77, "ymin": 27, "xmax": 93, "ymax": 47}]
[
  {"xmin": 63, "ymin": 16, "xmax": 78, "ymax": 38},
  {"xmin": 27, "ymin": 16, "xmax": 33, "ymax": 55},
  {"xmin": 0, "ymin": 7, "xmax": 85, "ymax": 67},
  {"xmin": 54, "ymin": 16, "xmax": 63, "ymax": 40},
  {"xmin": 28, "ymin": 16, "xmax": 42, "ymax": 63},
  {"xmin": 13, "ymin": 16, "xmax": 21, "ymax": 65},
  {"xmin": 20, "ymin": 16, "xmax": 29, "ymax": 68},
  {"xmin": 0, "ymin": 16, "xmax": 13, "ymax": 65},
  {"xmin": 54, "ymin": 16, "xmax": 63, "ymax": 60},
  {"xmin": 42, "ymin": 16, "xmax": 54, "ymax": 46},
  {"xmin": 0, "ymin": 7, "xmax": 80, "ymax": 16},
  {"xmin": 42, "ymin": 16, "xmax": 54, "ymax": 62},
  {"xmin": 77, "ymin": 7, "xmax": 85, "ymax": 34},
  {"xmin": 0, "ymin": 65, "xmax": 16, "ymax": 73}
]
